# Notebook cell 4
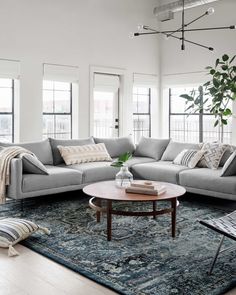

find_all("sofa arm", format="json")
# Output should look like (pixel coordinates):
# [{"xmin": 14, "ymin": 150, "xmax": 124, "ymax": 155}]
[{"xmin": 7, "ymin": 158, "xmax": 23, "ymax": 200}]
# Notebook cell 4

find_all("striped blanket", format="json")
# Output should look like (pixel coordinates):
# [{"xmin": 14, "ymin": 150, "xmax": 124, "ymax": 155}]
[{"xmin": 0, "ymin": 146, "xmax": 32, "ymax": 204}]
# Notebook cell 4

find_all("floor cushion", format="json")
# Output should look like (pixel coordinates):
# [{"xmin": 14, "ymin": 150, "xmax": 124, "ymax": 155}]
[{"xmin": 0, "ymin": 218, "xmax": 49, "ymax": 256}]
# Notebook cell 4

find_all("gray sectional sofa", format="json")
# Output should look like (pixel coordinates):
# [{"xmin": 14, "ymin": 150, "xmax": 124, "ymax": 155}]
[{"xmin": 2, "ymin": 136, "xmax": 236, "ymax": 201}]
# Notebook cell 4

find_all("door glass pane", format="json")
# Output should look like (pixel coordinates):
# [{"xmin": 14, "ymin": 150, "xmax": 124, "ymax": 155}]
[{"xmin": 93, "ymin": 91, "xmax": 117, "ymax": 138}]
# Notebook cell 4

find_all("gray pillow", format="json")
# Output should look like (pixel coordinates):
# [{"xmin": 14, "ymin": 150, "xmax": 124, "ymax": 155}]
[
  {"xmin": 20, "ymin": 154, "xmax": 49, "ymax": 175},
  {"xmin": 0, "ymin": 139, "xmax": 53, "ymax": 165},
  {"xmin": 134, "ymin": 137, "xmax": 170, "ymax": 160},
  {"xmin": 219, "ymin": 145, "xmax": 236, "ymax": 167},
  {"xmin": 94, "ymin": 136, "xmax": 135, "ymax": 158},
  {"xmin": 221, "ymin": 150, "xmax": 236, "ymax": 177},
  {"xmin": 49, "ymin": 137, "xmax": 95, "ymax": 165},
  {"xmin": 161, "ymin": 141, "xmax": 201, "ymax": 161}
]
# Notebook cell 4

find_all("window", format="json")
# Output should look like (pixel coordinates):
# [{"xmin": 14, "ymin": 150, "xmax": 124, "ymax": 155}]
[
  {"xmin": 133, "ymin": 87, "xmax": 151, "ymax": 144},
  {"xmin": 43, "ymin": 81, "xmax": 72, "ymax": 139},
  {"xmin": 0, "ymin": 78, "xmax": 14, "ymax": 143},
  {"xmin": 169, "ymin": 87, "xmax": 232, "ymax": 143}
]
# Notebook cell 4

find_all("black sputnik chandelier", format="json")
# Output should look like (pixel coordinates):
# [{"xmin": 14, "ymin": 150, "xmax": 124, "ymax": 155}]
[{"xmin": 133, "ymin": 0, "xmax": 235, "ymax": 51}]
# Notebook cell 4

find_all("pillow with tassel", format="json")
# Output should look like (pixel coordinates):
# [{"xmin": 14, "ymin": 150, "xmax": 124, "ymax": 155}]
[{"xmin": 0, "ymin": 218, "xmax": 50, "ymax": 256}]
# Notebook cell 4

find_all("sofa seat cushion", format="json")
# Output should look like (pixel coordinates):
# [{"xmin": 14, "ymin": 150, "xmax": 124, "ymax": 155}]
[
  {"xmin": 132, "ymin": 161, "xmax": 190, "ymax": 184},
  {"xmin": 179, "ymin": 168, "xmax": 236, "ymax": 195},
  {"xmin": 63, "ymin": 162, "xmax": 119, "ymax": 183},
  {"xmin": 22, "ymin": 166, "xmax": 83, "ymax": 193}
]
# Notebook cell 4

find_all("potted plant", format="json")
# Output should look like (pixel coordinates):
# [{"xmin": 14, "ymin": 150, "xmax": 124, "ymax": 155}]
[
  {"xmin": 180, "ymin": 54, "xmax": 236, "ymax": 142},
  {"xmin": 111, "ymin": 152, "xmax": 133, "ymax": 188}
]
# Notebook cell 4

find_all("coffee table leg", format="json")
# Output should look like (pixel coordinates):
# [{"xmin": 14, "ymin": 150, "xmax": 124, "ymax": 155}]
[
  {"xmin": 96, "ymin": 198, "xmax": 101, "ymax": 223},
  {"xmin": 153, "ymin": 201, "xmax": 156, "ymax": 220},
  {"xmin": 171, "ymin": 198, "xmax": 177, "ymax": 238},
  {"xmin": 107, "ymin": 200, "xmax": 112, "ymax": 241}
]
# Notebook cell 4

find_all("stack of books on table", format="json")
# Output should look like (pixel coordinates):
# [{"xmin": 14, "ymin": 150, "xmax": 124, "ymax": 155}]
[{"xmin": 125, "ymin": 181, "xmax": 166, "ymax": 196}]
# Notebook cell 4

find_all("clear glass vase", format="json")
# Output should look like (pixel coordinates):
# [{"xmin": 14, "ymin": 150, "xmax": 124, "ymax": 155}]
[{"xmin": 115, "ymin": 165, "xmax": 133, "ymax": 188}]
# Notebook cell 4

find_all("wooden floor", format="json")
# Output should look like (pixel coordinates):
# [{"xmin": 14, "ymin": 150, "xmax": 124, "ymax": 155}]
[
  {"xmin": 0, "ymin": 244, "xmax": 117, "ymax": 295},
  {"xmin": 0, "ymin": 245, "xmax": 235, "ymax": 295}
]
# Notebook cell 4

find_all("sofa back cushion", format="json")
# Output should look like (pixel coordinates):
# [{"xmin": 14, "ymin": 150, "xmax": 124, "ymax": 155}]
[
  {"xmin": 0, "ymin": 139, "xmax": 53, "ymax": 165},
  {"xmin": 134, "ymin": 137, "xmax": 170, "ymax": 160},
  {"xmin": 161, "ymin": 141, "xmax": 201, "ymax": 161},
  {"xmin": 50, "ymin": 137, "xmax": 95, "ymax": 165},
  {"xmin": 94, "ymin": 136, "xmax": 135, "ymax": 158}
]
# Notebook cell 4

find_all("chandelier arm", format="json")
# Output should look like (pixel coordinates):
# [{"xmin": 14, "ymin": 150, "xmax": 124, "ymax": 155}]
[
  {"xmin": 167, "ymin": 12, "xmax": 208, "ymax": 38},
  {"xmin": 133, "ymin": 25, "xmax": 235, "ymax": 36},
  {"xmin": 168, "ymin": 34, "xmax": 214, "ymax": 51},
  {"xmin": 178, "ymin": 25, "xmax": 236, "ymax": 32}
]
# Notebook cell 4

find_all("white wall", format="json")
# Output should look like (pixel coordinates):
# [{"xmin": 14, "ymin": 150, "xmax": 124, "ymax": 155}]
[
  {"xmin": 159, "ymin": 0, "xmax": 236, "ymax": 142},
  {"xmin": 0, "ymin": 0, "xmax": 160, "ymax": 142}
]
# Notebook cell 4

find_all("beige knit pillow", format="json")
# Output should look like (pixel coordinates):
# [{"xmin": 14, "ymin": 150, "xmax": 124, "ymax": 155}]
[{"xmin": 57, "ymin": 143, "xmax": 112, "ymax": 165}]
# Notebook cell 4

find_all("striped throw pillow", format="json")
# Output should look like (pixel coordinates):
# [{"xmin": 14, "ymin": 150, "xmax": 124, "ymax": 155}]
[
  {"xmin": 0, "ymin": 218, "xmax": 50, "ymax": 256},
  {"xmin": 57, "ymin": 143, "xmax": 112, "ymax": 165},
  {"xmin": 173, "ymin": 149, "xmax": 205, "ymax": 168}
]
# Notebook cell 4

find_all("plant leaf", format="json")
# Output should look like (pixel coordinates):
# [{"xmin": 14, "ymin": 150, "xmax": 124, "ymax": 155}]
[{"xmin": 222, "ymin": 54, "xmax": 229, "ymax": 62}]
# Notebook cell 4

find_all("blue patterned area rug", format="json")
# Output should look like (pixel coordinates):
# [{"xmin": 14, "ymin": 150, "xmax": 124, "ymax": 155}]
[{"xmin": 1, "ymin": 192, "xmax": 236, "ymax": 295}]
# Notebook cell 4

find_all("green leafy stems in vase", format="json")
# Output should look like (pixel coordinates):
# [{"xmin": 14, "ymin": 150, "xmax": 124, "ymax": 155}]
[{"xmin": 111, "ymin": 152, "xmax": 134, "ymax": 188}]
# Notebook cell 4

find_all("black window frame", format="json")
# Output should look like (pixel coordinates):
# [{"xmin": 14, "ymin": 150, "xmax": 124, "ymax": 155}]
[
  {"xmin": 169, "ymin": 87, "xmax": 232, "ymax": 143},
  {"xmin": 0, "ymin": 79, "xmax": 14, "ymax": 143},
  {"xmin": 43, "ymin": 81, "xmax": 73, "ymax": 139},
  {"xmin": 133, "ymin": 87, "xmax": 151, "ymax": 143}
]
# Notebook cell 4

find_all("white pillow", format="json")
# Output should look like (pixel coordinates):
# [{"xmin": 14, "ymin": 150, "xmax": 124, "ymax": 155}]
[
  {"xmin": 198, "ymin": 142, "xmax": 228, "ymax": 169},
  {"xmin": 173, "ymin": 149, "xmax": 205, "ymax": 168},
  {"xmin": 0, "ymin": 218, "xmax": 50, "ymax": 256},
  {"xmin": 57, "ymin": 143, "xmax": 112, "ymax": 165}
]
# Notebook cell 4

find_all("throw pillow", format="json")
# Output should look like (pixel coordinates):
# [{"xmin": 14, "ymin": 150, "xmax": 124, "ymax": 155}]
[
  {"xmin": 198, "ymin": 142, "xmax": 227, "ymax": 170},
  {"xmin": 49, "ymin": 137, "xmax": 95, "ymax": 165},
  {"xmin": 0, "ymin": 218, "xmax": 50, "ymax": 256},
  {"xmin": 134, "ymin": 137, "xmax": 170, "ymax": 160},
  {"xmin": 221, "ymin": 150, "xmax": 236, "ymax": 177},
  {"xmin": 20, "ymin": 153, "xmax": 49, "ymax": 175},
  {"xmin": 161, "ymin": 141, "xmax": 202, "ymax": 161},
  {"xmin": 173, "ymin": 149, "xmax": 205, "ymax": 168},
  {"xmin": 57, "ymin": 143, "xmax": 112, "ymax": 165}
]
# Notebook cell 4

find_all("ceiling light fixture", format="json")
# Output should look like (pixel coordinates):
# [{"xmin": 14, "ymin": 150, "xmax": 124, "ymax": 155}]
[{"xmin": 132, "ymin": 0, "xmax": 235, "ymax": 51}]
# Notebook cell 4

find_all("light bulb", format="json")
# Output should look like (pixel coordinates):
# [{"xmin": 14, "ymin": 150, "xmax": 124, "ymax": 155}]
[
  {"xmin": 137, "ymin": 24, "xmax": 144, "ymax": 31},
  {"xmin": 129, "ymin": 32, "xmax": 135, "ymax": 39},
  {"xmin": 206, "ymin": 7, "xmax": 214, "ymax": 15}
]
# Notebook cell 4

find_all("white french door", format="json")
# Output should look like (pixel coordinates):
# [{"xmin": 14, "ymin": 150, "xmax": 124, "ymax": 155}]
[{"xmin": 93, "ymin": 73, "xmax": 120, "ymax": 138}]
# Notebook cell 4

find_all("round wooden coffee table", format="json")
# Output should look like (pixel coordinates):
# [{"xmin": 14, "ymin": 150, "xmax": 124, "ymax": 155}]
[{"xmin": 83, "ymin": 180, "xmax": 186, "ymax": 241}]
